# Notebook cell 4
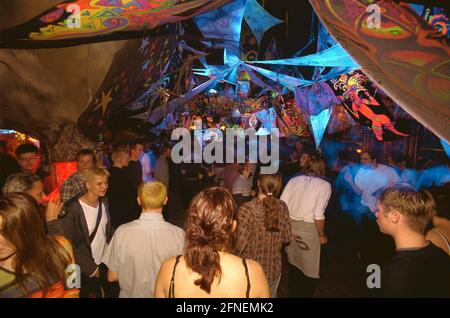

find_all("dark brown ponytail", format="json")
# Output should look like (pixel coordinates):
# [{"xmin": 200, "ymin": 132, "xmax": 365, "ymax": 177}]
[
  {"xmin": 258, "ymin": 173, "xmax": 282, "ymax": 232},
  {"xmin": 184, "ymin": 187, "xmax": 237, "ymax": 293}
]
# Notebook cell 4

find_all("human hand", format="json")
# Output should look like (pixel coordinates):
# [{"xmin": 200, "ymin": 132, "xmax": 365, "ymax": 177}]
[
  {"xmin": 319, "ymin": 235, "xmax": 328, "ymax": 245},
  {"xmin": 45, "ymin": 199, "xmax": 63, "ymax": 222}
]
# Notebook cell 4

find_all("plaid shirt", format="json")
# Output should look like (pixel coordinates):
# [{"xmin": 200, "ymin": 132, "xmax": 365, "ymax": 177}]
[
  {"xmin": 234, "ymin": 197, "xmax": 291, "ymax": 284},
  {"xmin": 59, "ymin": 172, "xmax": 85, "ymax": 204}
]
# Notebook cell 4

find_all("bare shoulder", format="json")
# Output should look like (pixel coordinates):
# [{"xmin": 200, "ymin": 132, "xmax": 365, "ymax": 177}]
[
  {"xmin": 161, "ymin": 255, "xmax": 180, "ymax": 272},
  {"xmin": 245, "ymin": 259, "xmax": 265, "ymax": 276},
  {"xmin": 245, "ymin": 259, "xmax": 270, "ymax": 297},
  {"xmin": 154, "ymin": 255, "xmax": 181, "ymax": 297}
]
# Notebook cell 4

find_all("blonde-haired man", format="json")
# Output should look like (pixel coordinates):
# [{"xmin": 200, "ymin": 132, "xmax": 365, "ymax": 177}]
[
  {"xmin": 376, "ymin": 186, "xmax": 450, "ymax": 297},
  {"xmin": 60, "ymin": 166, "xmax": 114, "ymax": 297},
  {"xmin": 102, "ymin": 181, "xmax": 185, "ymax": 298}
]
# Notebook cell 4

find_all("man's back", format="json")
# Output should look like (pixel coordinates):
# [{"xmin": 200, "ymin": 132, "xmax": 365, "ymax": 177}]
[
  {"xmin": 103, "ymin": 213, "xmax": 185, "ymax": 297},
  {"xmin": 382, "ymin": 243, "xmax": 450, "ymax": 297}
]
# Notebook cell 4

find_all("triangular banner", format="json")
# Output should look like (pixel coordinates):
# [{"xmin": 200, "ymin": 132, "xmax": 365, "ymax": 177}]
[{"xmin": 309, "ymin": 108, "xmax": 332, "ymax": 149}]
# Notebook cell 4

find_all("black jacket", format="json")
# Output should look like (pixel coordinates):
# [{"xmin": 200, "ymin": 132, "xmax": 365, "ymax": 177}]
[{"xmin": 48, "ymin": 197, "xmax": 114, "ymax": 276}]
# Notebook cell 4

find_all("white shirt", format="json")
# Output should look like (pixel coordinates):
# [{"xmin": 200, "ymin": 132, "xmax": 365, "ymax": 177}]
[
  {"xmin": 102, "ymin": 213, "xmax": 185, "ymax": 298},
  {"xmin": 281, "ymin": 175, "xmax": 331, "ymax": 223},
  {"xmin": 232, "ymin": 174, "xmax": 252, "ymax": 196},
  {"xmin": 355, "ymin": 164, "xmax": 400, "ymax": 212},
  {"xmin": 79, "ymin": 199, "xmax": 108, "ymax": 265}
]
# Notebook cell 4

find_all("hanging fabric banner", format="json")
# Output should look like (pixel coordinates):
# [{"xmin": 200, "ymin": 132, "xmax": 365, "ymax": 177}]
[
  {"xmin": 310, "ymin": 0, "xmax": 450, "ymax": 143},
  {"xmin": 442, "ymin": 139, "xmax": 450, "ymax": 158},
  {"xmin": 149, "ymin": 66, "xmax": 235, "ymax": 124},
  {"xmin": 310, "ymin": 108, "xmax": 332, "ymax": 149},
  {"xmin": 0, "ymin": 0, "xmax": 232, "ymax": 48},
  {"xmin": 78, "ymin": 29, "xmax": 178, "ymax": 140},
  {"xmin": 295, "ymin": 81, "xmax": 340, "ymax": 116},
  {"xmin": 243, "ymin": 0, "xmax": 284, "ymax": 44},
  {"xmin": 246, "ymin": 64, "xmax": 314, "ymax": 91},
  {"xmin": 193, "ymin": 0, "xmax": 246, "ymax": 84},
  {"xmin": 250, "ymin": 45, "xmax": 358, "ymax": 68}
]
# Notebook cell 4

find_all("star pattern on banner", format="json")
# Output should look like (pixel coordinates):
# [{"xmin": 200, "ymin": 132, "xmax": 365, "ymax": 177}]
[{"xmin": 94, "ymin": 89, "xmax": 113, "ymax": 115}]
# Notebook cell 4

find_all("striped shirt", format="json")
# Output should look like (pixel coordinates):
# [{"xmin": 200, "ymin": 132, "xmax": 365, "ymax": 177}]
[
  {"xmin": 234, "ymin": 198, "xmax": 291, "ymax": 284},
  {"xmin": 59, "ymin": 172, "xmax": 85, "ymax": 204}
]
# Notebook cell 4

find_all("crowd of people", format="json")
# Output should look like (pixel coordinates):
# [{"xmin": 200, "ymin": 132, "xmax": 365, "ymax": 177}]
[{"xmin": 0, "ymin": 137, "xmax": 449, "ymax": 298}]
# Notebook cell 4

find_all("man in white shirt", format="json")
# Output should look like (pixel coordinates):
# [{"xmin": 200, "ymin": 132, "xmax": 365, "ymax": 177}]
[
  {"xmin": 102, "ymin": 181, "xmax": 185, "ymax": 298},
  {"xmin": 353, "ymin": 151, "xmax": 400, "ymax": 213},
  {"xmin": 60, "ymin": 167, "xmax": 114, "ymax": 298}
]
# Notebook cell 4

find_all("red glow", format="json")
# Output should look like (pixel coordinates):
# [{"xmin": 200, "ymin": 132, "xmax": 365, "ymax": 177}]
[{"xmin": 43, "ymin": 161, "xmax": 78, "ymax": 202}]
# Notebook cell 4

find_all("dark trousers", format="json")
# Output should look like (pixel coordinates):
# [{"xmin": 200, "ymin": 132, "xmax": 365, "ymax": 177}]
[
  {"xmin": 80, "ymin": 264, "xmax": 119, "ymax": 298},
  {"xmin": 288, "ymin": 262, "xmax": 318, "ymax": 298}
]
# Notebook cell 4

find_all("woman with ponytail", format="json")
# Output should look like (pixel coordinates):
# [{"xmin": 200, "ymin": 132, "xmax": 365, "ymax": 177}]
[
  {"xmin": 154, "ymin": 187, "xmax": 269, "ymax": 298},
  {"xmin": 234, "ymin": 172, "xmax": 291, "ymax": 297}
]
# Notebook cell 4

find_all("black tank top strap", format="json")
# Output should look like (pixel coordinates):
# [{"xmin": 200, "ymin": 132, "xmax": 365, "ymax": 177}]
[
  {"xmin": 169, "ymin": 255, "xmax": 182, "ymax": 298},
  {"xmin": 242, "ymin": 258, "xmax": 251, "ymax": 298}
]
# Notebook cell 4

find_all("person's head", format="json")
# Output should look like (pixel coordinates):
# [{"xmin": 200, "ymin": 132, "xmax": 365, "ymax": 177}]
[
  {"xmin": 111, "ymin": 147, "xmax": 130, "ymax": 168},
  {"xmin": 376, "ymin": 187, "xmax": 437, "ymax": 236},
  {"xmin": 299, "ymin": 152, "xmax": 312, "ymax": 168},
  {"xmin": 3, "ymin": 172, "xmax": 44, "ymax": 204},
  {"xmin": 258, "ymin": 173, "xmax": 283, "ymax": 232},
  {"xmin": 129, "ymin": 140, "xmax": 144, "ymax": 161},
  {"xmin": 16, "ymin": 143, "xmax": 41, "ymax": 173},
  {"xmin": 0, "ymin": 193, "xmax": 72, "ymax": 291},
  {"xmin": 184, "ymin": 187, "xmax": 237, "ymax": 293},
  {"xmin": 237, "ymin": 163, "xmax": 252, "ymax": 179},
  {"xmin": 360, "ymin": 151, "xmax": 379, "ymax": 169},
  {"xmin": 161, "ymin": 145, "xmax": 171, "ymax": 159},
  {"xmin": 303, "ymin": 157, "xmax": 326, "ymax": 177},
  {"xmin": 76, "ymin": 149, "xmax": 96, "ymax": 173},
  {"xmin": 138, "ymin": 181, "xmax": 167, "ymax": 212},
  {"xmin": 81, "ymin": 167, "xmax": 109, "ymax": 198}
]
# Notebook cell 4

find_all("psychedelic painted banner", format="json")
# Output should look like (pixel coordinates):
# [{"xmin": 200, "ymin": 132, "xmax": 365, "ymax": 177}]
[
  {"xmin": 310, "ymin": 0, "xmax": 450, "ymax": 143},
  {"xmin": 78, "ymin": 25, "xmax": 179, "ymax": 140},
  {"xmin": 243, "ymin": 0, "xmax": 284, "ymax": 44},
  {"xmin": 0, "ymin": 0, "xmax": 231, "ymax": 48},
  {"xmin": 329, "ymin": 70, "xmax": 408, "ymax": 141}
]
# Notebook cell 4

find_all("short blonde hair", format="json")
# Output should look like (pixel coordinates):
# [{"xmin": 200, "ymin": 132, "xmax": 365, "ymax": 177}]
[
  {"xmin": 379, "ymin": 186, "xmax": 437, "ymax": 234},
  {"xmin": 138, "ymin": 181, "xmax": 167, "ymax": 210},
  {"xmin": 81, "ymin": 167, "xmax": 110, "ymax": 183}
]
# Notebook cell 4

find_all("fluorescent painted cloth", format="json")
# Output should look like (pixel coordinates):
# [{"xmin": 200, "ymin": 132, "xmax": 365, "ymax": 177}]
[
  {"xmin": 149, "ymin": 66, "xmax": 234, "ymax": 123},
  {"xmin": 240, "ymin": 64, "xmax": 278, "ymax": 92},
  {"xmin": 295, "ymin": 82, "xmax": 340, "ymax": 116},
  {"xmin": 441, "ymin": 139, "xmax": 450, "ymax": 158},
  {"xmin": 0, "ymin": 0, "xmax": 231, "ymax": 48},
  {"xmin": 251, "ymin": 45, "xmax": 358, "ymax": 68},
  {"xmin": 243, "ymin": 0, "xmax": 284, "ymax": 44},
  {"xmin": 309, "ymin": 108, "xmax": 332, "ymax": 149},
  {"xmin": 194, "ymin": 0, "xmax": 246, "ymax": 74},
  {"xmin": 78, "ymin": 30, "xmax": 178, "ymax": 140},
  {"xmin": 246, "ymin": 64, "xmax": 314, "ymax": 91},
  {"xmin": 310, "ymin": 0, "xmax": 450, "ymax": 142}
]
